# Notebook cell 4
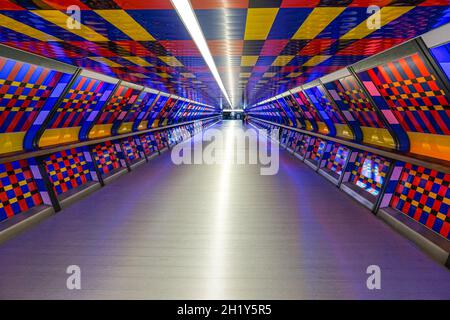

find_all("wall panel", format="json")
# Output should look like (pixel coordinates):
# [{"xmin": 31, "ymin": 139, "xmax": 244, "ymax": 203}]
[
  {"xmin": 390, "ymin": 163, "xmax": 450, "ymax": 240},
  {"xmin": 0, "ymin": 159, "xmax": 43, "ymax": 222},
  {"xmin": 39, "ymin": 75, "xmax": 116, "ymax": 147},
  {"xmin": 357, "ymin": 51, "xmax": 450, "ymax": 160},
  {"xmin": 0, "ymin": 57, "xmax": 70, "ymax": 154},
  {"xmin": 44, "ymin": 148, "xmax": 94, "ymax": 195}
]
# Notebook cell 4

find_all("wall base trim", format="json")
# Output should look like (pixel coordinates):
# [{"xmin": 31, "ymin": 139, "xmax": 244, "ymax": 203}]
[{"xmin": 378, "ymin": 207, "xmax": 450, "ymax": 268}]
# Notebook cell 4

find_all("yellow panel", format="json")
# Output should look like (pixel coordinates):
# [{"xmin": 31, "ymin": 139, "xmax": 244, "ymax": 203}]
[
  {"xmin": 88, "ymin": 57, "xmax": 123, "ymax": 67},
  {"xmin": 335, "ymin": 124, "xmax": 354, "ymax": 140},
  {"xmin": 159, "ymin": 56, "xmax": 183, "ymax": 67},
  {"xmin": 244, "ymin": 8, "xmax": 279, "ymax": 40},
  {"xmin": 131, "ymin": 73, "xmax": 149, "ymax": 79},
  {"xmin": 152, "ymin": 120, "xmax": 160, "ymax": 128},
  {"xmin": 305, "ymin": 120, "xmax": 313, "ymax": 131},
  {"xmin": 408, "ymin": 132, "xmax": 450, "ymax": 162},
  {"xmin": 303, "ymin": 55, "xmax": 331, "ymax": 67},
  {"xmin": 317, "ymin": 122, "xmax": 330, "ymax": 135},
  {"xmin": 361, "ymin": 127, "xmax": 396, "ymax": 149},
  {"xmin": 341, "ymin": 6, "xmax": 414, "ymax": 39},
  {"xmin": 0, "ymin": 132, "xmax": 25, "ymax": 155},
  {"xmin": 157, "ymin": 73, "xmax": 171, "ymax": 78},
  {"xmin": 241, "ymin": 56, "xmax": 259, "ymax": 66},
  {"xmin": 0, "ymin": 14, "xmax": 60, "ymax": 42},
  {"xmin": 272, "ymin": 55, "xmax": 295, "ymax": 67},
  {"xmin": 288, "ymin": 72, "xmax": 302, "ymax": 78},
  {"xmin": 118, "ymin": 122, "xmax": 133, "ymax": 135},
  {"xmin": 88, "ymin": 124, "xmax": 113, "ymax": 139},
  {"xmin": 292, "ymin": 7, "xmax": 345, "ymax": 39},
  {"xmin": 32, "ymin": 10, "xmax": 108, "ymax": 41},
  {"xmin": 138, "ymin": 120, "xmax": 148, "ymax": 131},
  {"xmin": 95, "ymin": 10, "xmax": 155, "ymax": 41},
  {"xmin": 123, "ymin": 56, "xmax": 152, "ymax": 66},
  {"xmin": 39, "ymin": 127, "xmax": 80, "ymax": 148}
]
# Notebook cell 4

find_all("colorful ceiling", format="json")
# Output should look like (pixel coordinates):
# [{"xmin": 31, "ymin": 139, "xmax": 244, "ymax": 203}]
[{"xmin": 0, "ymin": 0, "xmax": 449, "ymax": 108}]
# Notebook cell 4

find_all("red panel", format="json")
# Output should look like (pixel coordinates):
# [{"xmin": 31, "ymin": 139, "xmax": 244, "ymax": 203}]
[
  {"xmin": 260, "ymin": 40, "xmax": 290, "ymax": 57},
  {"xmin": 336, "ymin": 39, "xmax": 405, "ymax": 56},
  {"xmin": 349, "ymin": 0, "xmax": 391, "ymax": 7},
  {"xmin": 299, "ymin": 39, "xmax": 336, "ymax": 56},
  {"xmin": 113, "ymin": 0, "xmax": 174, "ymax": 9},
  {"xmin": 41, "ymin": 0, "xmax": 91, "ymax": 9},
  {"xmin": 281, "ymin": 0, "xmax": 320, "ymax": 8},
  {"xmin": 0, "ymin": 0, "xmax": 25, "ymax": 10}
]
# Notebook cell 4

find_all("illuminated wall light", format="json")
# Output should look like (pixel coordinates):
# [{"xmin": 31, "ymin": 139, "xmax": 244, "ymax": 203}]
[{"xmin": 171, "ymin": 0, "xmax": 233, "ymax": 108}]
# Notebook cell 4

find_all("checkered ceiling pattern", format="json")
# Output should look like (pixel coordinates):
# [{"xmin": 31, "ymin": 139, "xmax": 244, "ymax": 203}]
[{"xmin": 1, "ymin": 1, "xmax": 449, "ymax": 108}]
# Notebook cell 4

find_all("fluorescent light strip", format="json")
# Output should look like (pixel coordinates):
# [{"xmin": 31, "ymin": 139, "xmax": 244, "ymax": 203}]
[{"xmin": 171, "ymin": 0, "xmax": 233, "ymax": 108}]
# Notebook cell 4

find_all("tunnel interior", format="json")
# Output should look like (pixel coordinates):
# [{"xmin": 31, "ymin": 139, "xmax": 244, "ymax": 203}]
[{"xmin": 0, "ymin": 0, "xmax": 448, "ymax": 299}]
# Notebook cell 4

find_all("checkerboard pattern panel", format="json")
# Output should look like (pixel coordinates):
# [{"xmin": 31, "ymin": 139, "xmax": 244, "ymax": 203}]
[
  {"xmin": 126, "ymin": 92, "xmax": 159, "ymax": 131},
  {"xmin": 140, "ymin": 134, "xmax": 154, "ymax": 156},
  {"xmin": 0, "ymin": 159, "xmax": 43, "ymax": 222},
  {"xmin": 291, "ymin": 132, "xmax": 304, "ymax": 154},
  {"xmin": 390, "ymin": 163, "xmax": 450, "ymax": 239},
  {"xmin": 329, "ymin": 75, "xmax": 385, "ymax": 128},
  {"xmin": 293, "ymin": 91, "xmax": 321, "ymax": 125},
  {"xmin": 326, "ymin": 144, "xmax": 350, "ymax": 176},
  {"xmin": 363, "ymin": 52, "xmax": 450, "ymax": 135},
  {"xmin": 284, "ymin": 94, "xmax": 306, "ymax": 128},
  {"xmin": 92, "ymin": 141, "xmax": 121, "ymax": 175},
  {"xmin": 47, "ymin": 75, "xmax": 115, "ymax": 129},
  {"xmin": 0, "ymin": 57, "xmax": 64, "ymax": 133},
  {"xmin": 304, "ymin": 86, "xmax": 346, "ymax": 124},
  {"xmin": 121, "ymin": 137, "xmax": 141, "ymax": 163},
  {"xmin": 95, "ymin": 85, "xmax": 141, "ymax": 125},
  {"xmin": 309, "ymin": 138, "xmax": 326, "ymax": 163},
  {"xmin": 350, "ymin": 152, "xmax": 391, "ymax": 196},
  {"xmin": 144, "ymin": 95, "xmax": 169, "ymax": 129},
  {"xmin": 298, "ymin": 135, "xmax": 312, "ymax": 158},
  {"xmin": 153, "ymin": 132, "xmax": 165, "ymax": 151},
  {"xmin": 44, "ymin": 148, "xmax": 93, "ymax": 195},
  {"xmin": 154, "ymin": 98, "xmax": 178, "ymax": 127}
]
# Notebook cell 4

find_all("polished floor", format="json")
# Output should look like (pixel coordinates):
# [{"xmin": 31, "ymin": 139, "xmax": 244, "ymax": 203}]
[{"xmin": 0, "ymin": 121, "xmax": 449, "ymax": 299}]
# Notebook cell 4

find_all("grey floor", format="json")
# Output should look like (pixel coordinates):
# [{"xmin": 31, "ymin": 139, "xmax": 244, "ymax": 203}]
[{"xmin": 0, "ymin": 121, "xmax": 449, "ymax": 299}]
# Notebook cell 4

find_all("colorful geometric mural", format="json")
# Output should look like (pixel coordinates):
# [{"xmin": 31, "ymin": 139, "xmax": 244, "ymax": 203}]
[
  {"xmin": 92, "ymin": 141, "xmax": 121, "ymax": 176},
  {"xmin": 44, "ymin": 148, "xmax": 93, "ymax": 195},
  {"xmin": 0, "ymin": 159, "xmax": 43, "ymax": 222},
  {"xmin": 349, "ymin": 152, "xmax": 390, "ymax": 197},
  {"xmin": 325, "ymin": 144, "xmax": 350, "ymax": 176},
  {"xmin": 123, "ymin": 90, "xmax": 159, "ymax": 132},
  {"xmin": 358, "ymin": 50, "xmax": 450, "ymax": 159},
  {"xmin": 121, "ymin": 137, "xmax": 141, "ymax": 163},
  {"xmin": 391, "ymin": 163, "xmax": 450, "ymax": 240},
  {"xmin": 140, "ymin": 133, "xmax": 158, "ymax": 156},
  {"xmin": 308, "ymin": 138, "xmax": 326, "ymax": 164},
  {"xmin": 90, "ymin": 84, "xmax": 141, "ymax": 137},
  {"xmin": 39, "ymin": 75, "xmax": 117, "ymax": 147},
  {"xmin": 0, "ymin": 57, "xmax": 67, "ymax": 153},
  {"xmin": 304, "ymin": 85, "xmax": 353, "ymax": 139},
  {"xmin": 361, "ymin": 53, "xmax": 450, "ymax": 135},
  {"xmin": 292, "ymin": 91, "xmax": 321, "ymax": 131},
  {"xmin": 328, "ymin": 75, "xmax": 384, "ymax": 128}
]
